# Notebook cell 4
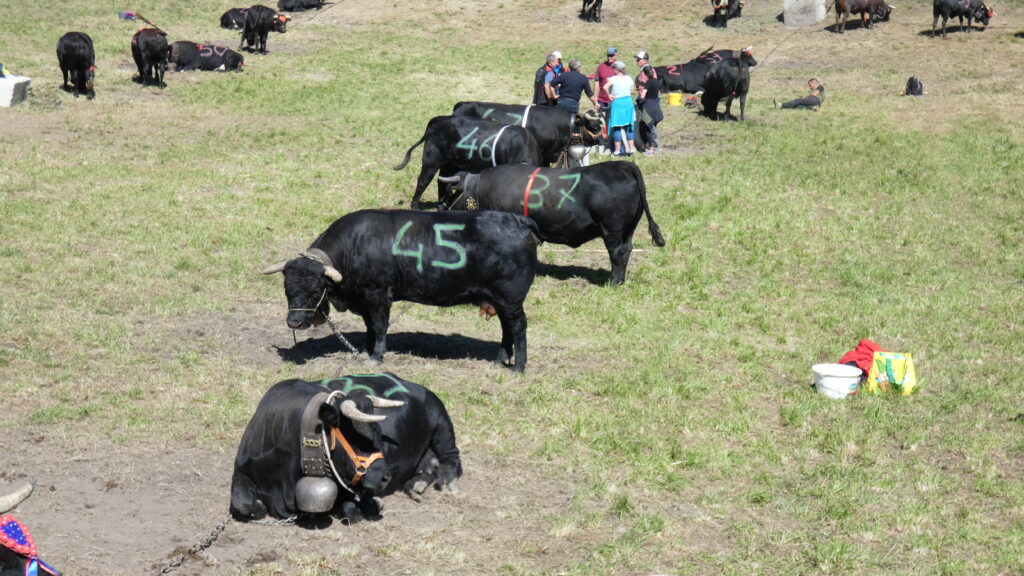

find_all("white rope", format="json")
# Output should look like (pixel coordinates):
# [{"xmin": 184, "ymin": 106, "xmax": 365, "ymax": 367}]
[
  {"xmin": 521, "ymin": 105, "xmax": 532, "ymax": 128},
  {"xmin": 491, "ymin": 125, "xmax": 510, "ymax": 167},
  {"xmin": 320, "ymin": 391, "xmax": 356, "ymax": 495}
]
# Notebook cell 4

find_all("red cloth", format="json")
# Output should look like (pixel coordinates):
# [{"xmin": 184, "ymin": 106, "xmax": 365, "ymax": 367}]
[{"xmin": 838, "ymin": 339, "xmax": 887, "ymax": 374}]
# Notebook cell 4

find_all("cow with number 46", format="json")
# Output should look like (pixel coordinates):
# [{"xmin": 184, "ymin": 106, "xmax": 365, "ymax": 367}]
[{"xmin": 262, "ymin": 209, "xmax": 541, "ymax": 371}]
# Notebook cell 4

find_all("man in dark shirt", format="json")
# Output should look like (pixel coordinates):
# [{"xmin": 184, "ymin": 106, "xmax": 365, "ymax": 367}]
[
  {"xmin": 775, "ymin": 78, "xmax": 825, "ymax": 110},
  {"xmin": 550, "ymin": 58, "xmax": 597, "ymax": 113}
]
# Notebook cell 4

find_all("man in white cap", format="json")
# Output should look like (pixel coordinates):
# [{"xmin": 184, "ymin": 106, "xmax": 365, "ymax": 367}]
[{"xmin": 533, "ymin": 51, "xmax": 564, "ymax": 106}]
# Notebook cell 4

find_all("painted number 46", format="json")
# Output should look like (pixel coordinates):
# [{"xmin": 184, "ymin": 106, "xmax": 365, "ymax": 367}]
[{"xmin": 392, "ymin": 221, "xmax": 467, "ymax": 272}]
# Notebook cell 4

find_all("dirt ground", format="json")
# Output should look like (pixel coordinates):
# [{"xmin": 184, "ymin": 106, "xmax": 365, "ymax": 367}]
[{"xmin": 3, "ymin": 0, "xmax": 1022, "ymax": 574}]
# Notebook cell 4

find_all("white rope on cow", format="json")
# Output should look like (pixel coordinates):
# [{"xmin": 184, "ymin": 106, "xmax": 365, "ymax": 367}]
[
  {"xmin": 321, "ymin": 391, "xmax": 357, "ymax": 495},
  {"xmin": 491, "ymin": 125, "xmax": 510, "ymax": 167},
  {"xmin": 521, "ymin": 105, "xmax": 532, "ymax": 128}
]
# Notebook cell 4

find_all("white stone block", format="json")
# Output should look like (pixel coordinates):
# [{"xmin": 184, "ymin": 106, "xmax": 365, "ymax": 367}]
[
  {"xmin": 784, "ymin": 0, "xmax": 826, "ymax": 27},
  {"xmin": 0, "ymin": 75, "xmax": 31, "ymax": 107}
]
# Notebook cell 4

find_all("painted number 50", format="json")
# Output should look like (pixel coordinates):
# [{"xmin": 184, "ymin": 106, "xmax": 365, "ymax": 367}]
[{"xmin": 392, "ymin": 221, "xmax": 467, "ymax": 273}]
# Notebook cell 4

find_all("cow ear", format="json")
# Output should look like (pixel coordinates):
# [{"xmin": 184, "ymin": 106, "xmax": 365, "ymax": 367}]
[{"xmin": 318, "ymin": 402, "xmax": 342, "ymax": 428}]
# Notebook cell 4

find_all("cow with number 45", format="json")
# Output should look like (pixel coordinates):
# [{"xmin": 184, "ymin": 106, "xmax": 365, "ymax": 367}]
[{"xmin": 263, "ymin": 209, "xmax": 541, "ymax": 371}]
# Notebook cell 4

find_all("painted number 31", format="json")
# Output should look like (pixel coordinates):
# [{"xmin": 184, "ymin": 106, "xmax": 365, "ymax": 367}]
[{"xmin": 392, "ymin": 222, "xmax": 467, "ymax": 272}]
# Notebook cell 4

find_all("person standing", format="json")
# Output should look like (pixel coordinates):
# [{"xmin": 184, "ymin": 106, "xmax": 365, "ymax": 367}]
[
  {"xmin": 637, "ymin": 65, "xmax": 664, "ymax": 154},
  {"xmin": 550, "ymin": 58, "xmax": 597, "ymax": 114},
  {"xmin": 533, "ymin": 52, "xmax": 562, "ymax": 106},
  {"xmin": 604, "ymin": 60, "xmax": 636, "ymax": 156},
  {"xmin": 594, "ymin": 47, "xmax": 618, "ymax": 151}
]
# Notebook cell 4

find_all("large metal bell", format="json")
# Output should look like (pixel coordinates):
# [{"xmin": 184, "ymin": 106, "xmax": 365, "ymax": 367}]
[{"xmin": 295, "ymin": 476, "xmax": 338, "ymax": 513}]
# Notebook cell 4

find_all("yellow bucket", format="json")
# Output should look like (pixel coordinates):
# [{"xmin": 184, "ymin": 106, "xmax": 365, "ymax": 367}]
[{"xmin": 667, "ymin": 93, "xmax": 683, "ymax": 107}]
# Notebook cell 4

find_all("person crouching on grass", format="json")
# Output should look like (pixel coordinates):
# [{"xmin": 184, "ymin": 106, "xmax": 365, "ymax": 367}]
[
  {"xmin": 604, "ymin": 60, "xmax": 636, "ymax": 157},
  {"xmin": 774, "ymin": 78, "xmax": 825, "ymax": 111}
]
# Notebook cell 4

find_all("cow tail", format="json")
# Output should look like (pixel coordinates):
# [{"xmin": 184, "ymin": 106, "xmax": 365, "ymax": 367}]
[
  {"xmin": 393, "ymin": 133, "xmax": 427, "ymax": 170},
  {"xmin": 632, "ymin": 163, "xmax": 665, "ymax": 247}
]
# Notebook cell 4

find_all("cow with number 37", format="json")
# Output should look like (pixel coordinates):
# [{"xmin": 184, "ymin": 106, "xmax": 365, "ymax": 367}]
[{"xmin": 262, "ymin": 209, "xmax": 540, "ymax": 371}]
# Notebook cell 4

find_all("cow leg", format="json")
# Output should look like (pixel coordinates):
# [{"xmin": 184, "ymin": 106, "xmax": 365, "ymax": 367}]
[
  {"xmin": 496, "ymin": 312, "xmax": 514, "ymax": 365},
  {"xmin": 410, "ymin": 165, "xmax": 439, "ymax": 210},
  {"xmin": 724, "ymin": 96, "xmax": 736, "ymax": 121},
  {"xmin": 603, "ymin": 232, "xmax": 633, "ymax": 285},
  {"xmin": 260, "ymin": 31, "xmax": 269, "ymax": 54},
  {"xmin": 495, "ymin": 304, "xmax": 528, "ymax": 371},
  {"xmin": 360, "ymin": 299, "xmax": 391, "ymax": 363},
  {"xmin": 739, "ymin": 93, "xmax": 746, "ymax": 122}
]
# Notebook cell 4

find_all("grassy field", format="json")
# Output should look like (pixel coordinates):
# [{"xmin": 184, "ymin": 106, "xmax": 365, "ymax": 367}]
[{"xmin": 1, "ymin": 0, "xmax": 1023, "ymax": 574}]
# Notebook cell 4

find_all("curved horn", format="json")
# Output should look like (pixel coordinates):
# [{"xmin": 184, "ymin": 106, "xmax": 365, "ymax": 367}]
[
  {"xmin": 340, "ymin": 399, "xmax": 387, "ymax": 423},
  {"xmin": 323, "ymin": 265, "xmax": 342, "ymax": 283},
  {"xmin": 437, "ymin": 175, "xmax": 462, "ymax": 184},
  {"xmin": 368, "ymin": 396, "xmax": 406, "ymax": 408},
  {"xmin": 262, "ymin": 260, "xmax": 288, "ymax": 275},
  {"xmin": 743, "ymin": 45, "xmax": 754, "ymax": 52},
  {"xmin": 0, "ymin": 481, "xmax": 34, "ymax": 513}
]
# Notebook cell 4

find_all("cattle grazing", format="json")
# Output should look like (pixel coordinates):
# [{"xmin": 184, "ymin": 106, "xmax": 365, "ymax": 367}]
[
  {"xmin": 654, "ymin": 48, "xmax": 758, "ymax": 94},
  {"xmin": 278, "ymin": 0, "xmax": 326, "ymax": 11},
  {"xmin": 394, "ymin": 116, "xmax": 543, "ymax": 209},
  {"xmin": 580, "ymin": 0, "xmax": 603, "ymax": 21},
  {"xmin": 711, "ymin": 0, "xmax": 744, "ymax": 27},
  {"xmin": 700, "ymin": 54, "xmax": 751, "ymax": 121},
  {"xmin": 220, "ymin": 8, "xmax": 248, "ymax": 30},
  {"xmin": 56, "ymin": 31, "xmax": 96, "ymax": 99},
  {"xmin": 438, "ymin": 162, "xmax": 666, "ymax": 285},
  {"xmin": 240, "ymin": 5, "xmax": 289, "ymax": 54},
  {"xmin": 130, "ymin": 28, "xmax": 169, "ymax": 87},
  {"xmin": 452, "ymin": 102, "xmax": 605, "ymax": 167},
  {"xmin": 262, "ymin": 209, "xmax": 540, "ymax": 371},
  {"xmin": 932, "ymin": 0, "xmax": 993, "ymax": 36},
  {"xmin": 832, "ymin": 0, "xmax": 893, "ymax": 33},
  {"xmin": 169, "ymin": 41, "xmax": 245, "ymax": 71},
  {"xmin": 231, "ymin": 373, "xmax": 462, "ymax": 521}
]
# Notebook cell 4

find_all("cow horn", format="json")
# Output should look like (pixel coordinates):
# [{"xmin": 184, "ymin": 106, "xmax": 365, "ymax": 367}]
[
  {"xmin": 323, "ymin": 265, "xmax": 343, "ymax": 283},
  {"xmin": 368, "ymin": 396, "xmax": 406, "ymax": 408},
  {"xmin": 0, "ymin": 481, "xmax": 34, "ymax": 513},
  {"xmin": 743, "ymin": 45, "xmax": 754, "ymax": 52},
  {"xmin": 262, "ymin": 260, "xmax": 288, "ymax": 275},
  {"xmin": 340, "ymin": 399, "xmax": 387, "ymax": 423},
  {"xmin": 437, "ymin": 175, "xmax": 462, "ymax": 184}
]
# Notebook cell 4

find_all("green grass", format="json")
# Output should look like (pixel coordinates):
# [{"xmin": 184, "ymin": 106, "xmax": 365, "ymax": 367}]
[{"xmin": 2, "ymin": 0, "xmax": 1024, "ymax": 574}]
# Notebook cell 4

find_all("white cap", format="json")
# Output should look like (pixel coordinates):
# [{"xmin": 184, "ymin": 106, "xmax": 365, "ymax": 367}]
[
  {"xmin": 635, "ymin": 50, "xmax": 650, "ymax": 60},
  {"xmin": 552, "ymin": 51, "xmax": 562, "ymax": 59}
]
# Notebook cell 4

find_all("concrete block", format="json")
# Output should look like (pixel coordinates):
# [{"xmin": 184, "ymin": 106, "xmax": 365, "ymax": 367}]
[
  {"xmin": 784, "ymin": 0, "xmax": 826, "ymax": 27},
  {"xmin": 0, "ymin": 75, "xmax": 31, "ymax": 107}
]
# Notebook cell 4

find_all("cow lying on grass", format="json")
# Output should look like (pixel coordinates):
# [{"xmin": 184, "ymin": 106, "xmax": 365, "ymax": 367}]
[{"xmin": 231, "ymin": 374, "xmax": 461, "ymax": 521}]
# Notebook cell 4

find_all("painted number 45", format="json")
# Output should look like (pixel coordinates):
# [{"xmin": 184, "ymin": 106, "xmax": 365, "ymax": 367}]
[{"xmin": 392, "ymin": 221, "xmax": 467, "ymax": 272}]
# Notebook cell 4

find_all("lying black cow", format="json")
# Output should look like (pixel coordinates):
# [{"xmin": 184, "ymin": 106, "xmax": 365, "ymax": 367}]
[
  {"xmin": 452, "ymin": 102, "xmax": 604, "ymax": 167},
  {"xmin": 438, "ymin": 162, "xmax": 666, "ymax": 285},
  {"xmin": 169, "ymin": 41, "xmax": 245, "ymax": 71},
  {"xmin": 131, "ymin": 28, "xmax": 169, "ymax": 87},
  {"xmin": 833, "ymin": 0, "xmax": 893, "ymax": 32},
  {"xmin": 56, "ymin": 31, "xmax": 95, "ymax": 99},
  {"xmin": 231, "ymin": 373, "xmax": 462, "ymax": 521},
  {"xmin": 394, "ymin": 116, "xmax": 542, "ymax": 209},
  {"xmin": 262, "ymin": 209, "xmax": 540, "ymax": 371},
  {"xmin": 701, "ymin": 56, "xmax": 751, "ymax": 121},
  {"xmin": 654, "ymin": 48, "xmax": 758, "ymax": 94},
  {"xmin": 711, "ymin": 0, "xmax": 743, "ymax": 27},
  {"xmin": 278, "ymin": 0, "xmax": 326, "ymax": 10},
  {"xmin": 932, "ymin": 0, "xmax": 993, "ymax": 36},
  {"xmin": 220, "ymin": 8, "xmax": 248, "ymax": 30},
  {"xmin": 240, "ymin": 4, "xmax": 288, "ymax": 54}
]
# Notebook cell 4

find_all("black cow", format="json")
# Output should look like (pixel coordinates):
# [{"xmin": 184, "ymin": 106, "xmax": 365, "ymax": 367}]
[
  {"xmin": 56, "ymin": 31, "xmax": 95, "ymax": 99},
  {"xmin": 452, "ymin": 102, "xmax": 605, "ymax": 167},
  {"xmin": 220, "ymin": 8, "xmax": 248, "ymax": 30},
  {"xmin": 169, "ymin": 41, "xmax": 245, "ymax": 71},
  {"xmin": 711, "ymin": 0, "xmax": 744, "ymax": 27},
  {"xmin": 932, "ymin": 0, "xmax": 993, "ymax": 36},
  {"xmin": 262, "ymin": 209, "xmax": 540, "ymax": 371},
  {"xmin": 833, "ymin": 0, "xmax": 893, "ymax": 32},
  {"xmin": 580, "ymin": 0, "xmax": 603, "ymax": 21},
  {"xmin": 394, "ymin": 116, "xmax": 543, "ymax": 209},
  {"xmin": 130, "ymin": 28, "xmax": 169, "ymax": 87},
  {"xmin": 240, "ymin": 5, "xmax": 288, "ymax": 54},
  {"xmin": 700, "ymin": 57, "xmax": 751, "ymax": 121},
  {"xmin": 654, "ymin": 48, "xmax": 758, "ymax": 94},
  {"xmin": 231, "ymin": 373, "xmax": 461, "ymax": 521},
  {"xmin": 438, "ymin": 162, "xmax": 666, "ymax": 285},
  {"xmin": 278, "ymin": 0, "xmax": 326, "ymax": 10}
]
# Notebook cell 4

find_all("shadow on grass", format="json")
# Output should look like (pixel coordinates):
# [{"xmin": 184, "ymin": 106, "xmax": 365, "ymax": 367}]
[
  {"xmin": 917, "ymin": 25, "xmax": 989, "ymax": 37},
  {"xmin": 537, "ymin": 262, "xmax": 609, "ymax": 285},
  {"xmin": 275, "ymin": 329, "xmax": 498, "ymax": 364}
]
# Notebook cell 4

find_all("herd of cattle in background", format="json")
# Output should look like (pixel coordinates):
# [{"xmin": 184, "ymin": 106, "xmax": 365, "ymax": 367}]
[{"xmin": 8, "ymin": 0, "xmax": 1004, "ymax": 541}]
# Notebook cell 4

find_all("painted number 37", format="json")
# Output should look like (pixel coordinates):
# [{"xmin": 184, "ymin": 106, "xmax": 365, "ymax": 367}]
[{"xmin": 392, "ymin": 221, "xmax": 467, "ymax": 273}]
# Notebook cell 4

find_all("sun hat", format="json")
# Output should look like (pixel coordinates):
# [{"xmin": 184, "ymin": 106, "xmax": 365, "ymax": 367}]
[{"xmin": 607, "ymin": 47, "xmax": 617, "ymax": 55}]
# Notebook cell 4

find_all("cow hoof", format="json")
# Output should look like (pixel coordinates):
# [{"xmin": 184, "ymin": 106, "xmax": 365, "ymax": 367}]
[
  {"xmin": 442, "ymin": 480, "xmax": 461, "ymax": 495},
  {"xmin": 358, "ymin": 497, "xmax": 383, "ymax": 520}
]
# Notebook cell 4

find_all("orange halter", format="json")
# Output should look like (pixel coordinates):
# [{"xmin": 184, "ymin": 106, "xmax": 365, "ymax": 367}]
[{"xmin": 329, "ymin": 427, "xmax": 384, "ymax": 486}]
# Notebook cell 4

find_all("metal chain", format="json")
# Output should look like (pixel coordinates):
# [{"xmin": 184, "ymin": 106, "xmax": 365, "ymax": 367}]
[
  {"xmin": 156, "ymin": 517, "xmax": 229, "ymax": 574},
  {"xmin": 324, "ymin": 315, "xmax": 361, "ymax": 355},
  {"xmin": 249, "ymin": 515, "xmax": 298, "ymax": 526},
  {"xmin": 387, "ymin": 302, "xmax": 416, "ymax": 328}
]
